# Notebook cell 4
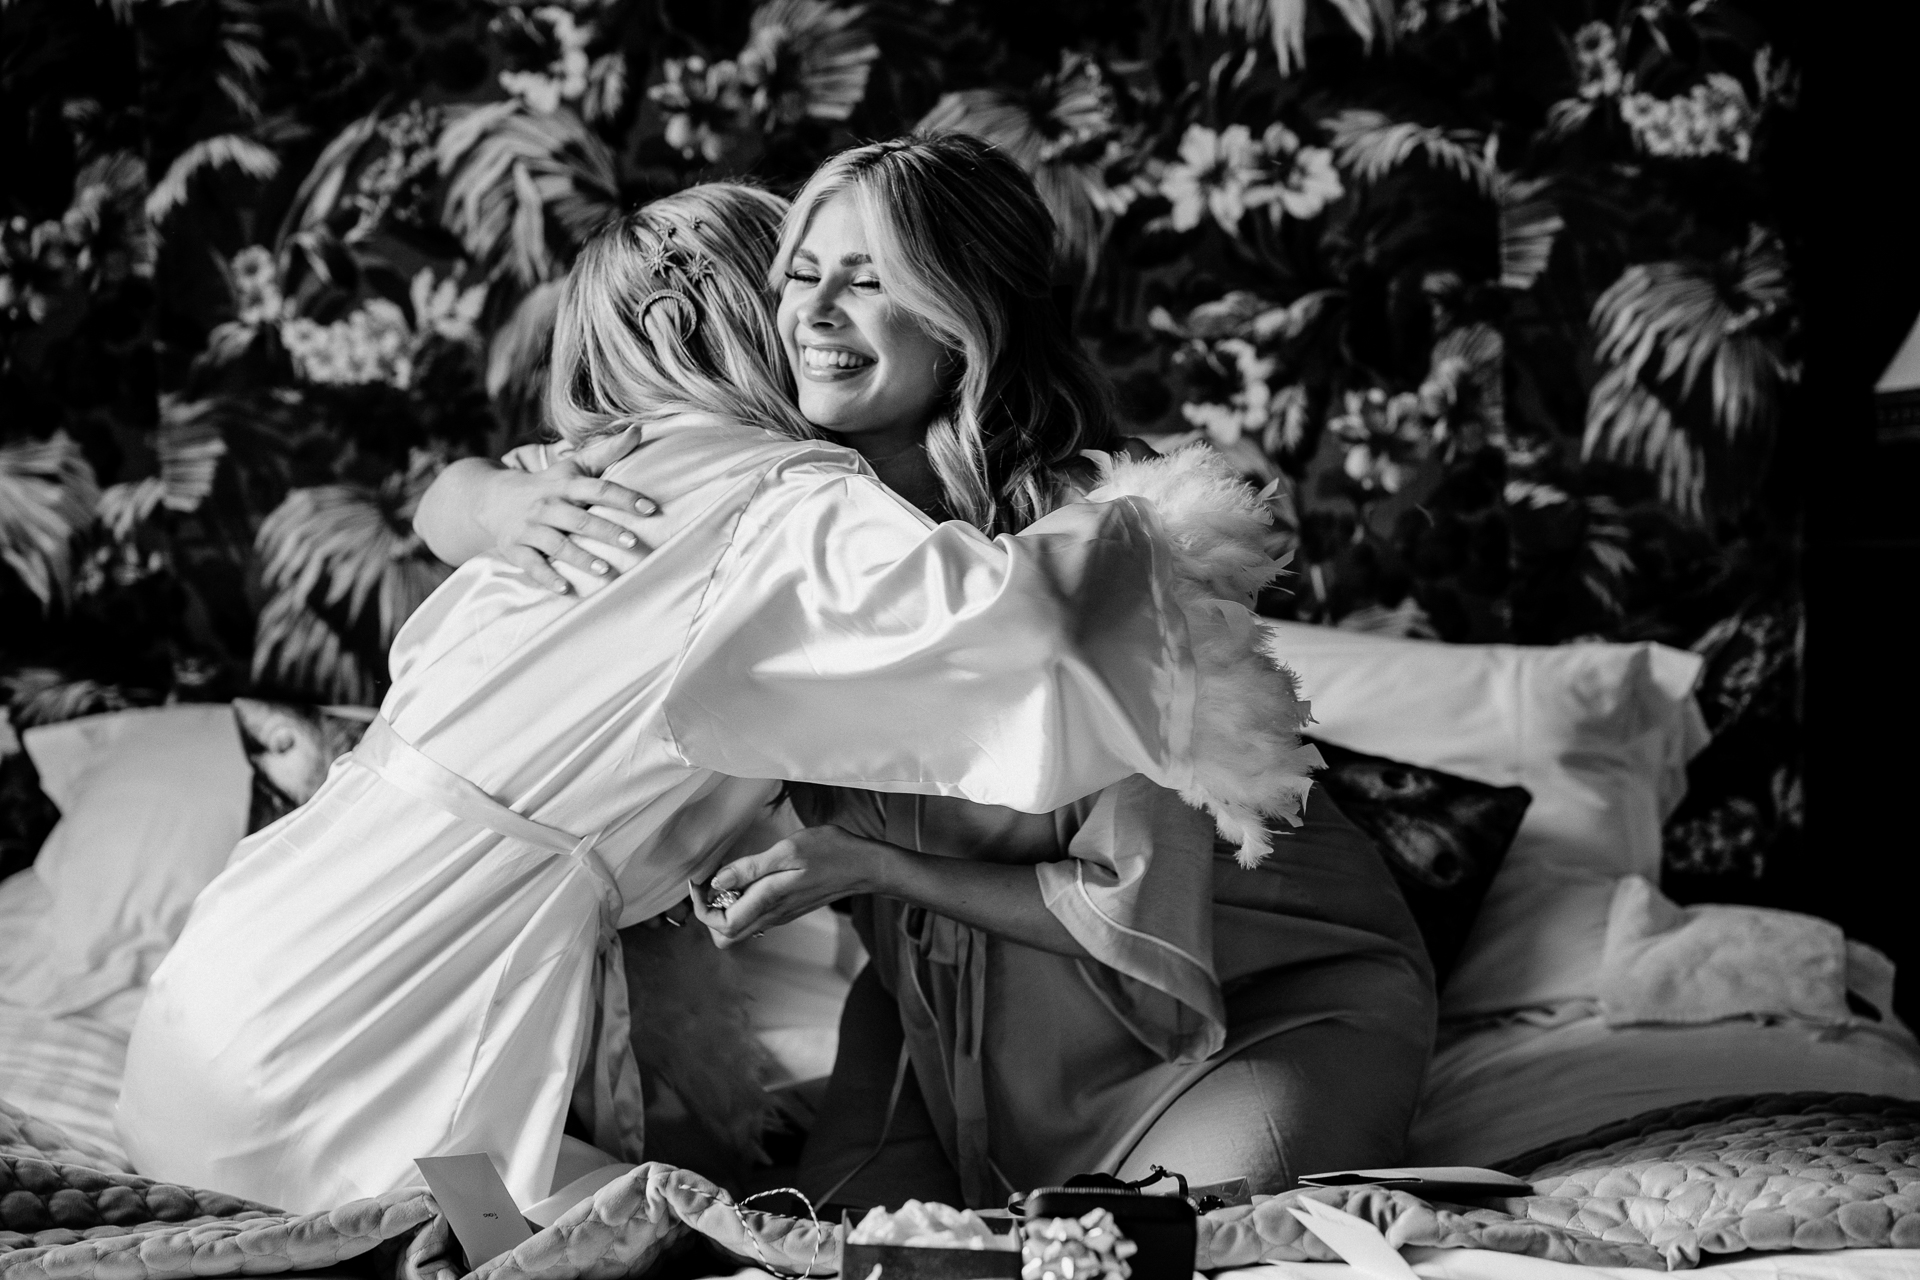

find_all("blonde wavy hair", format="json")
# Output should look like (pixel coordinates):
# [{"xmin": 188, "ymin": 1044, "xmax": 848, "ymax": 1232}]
[
  {"xmin": 770, "ymin": 134, "xmax": 1118, "ymax": 535},
  {"xmin": 548, "ymin": 183, "xmax": 812, "ymax": 446}
]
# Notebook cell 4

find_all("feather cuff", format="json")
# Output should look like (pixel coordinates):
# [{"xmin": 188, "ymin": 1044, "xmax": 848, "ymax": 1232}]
[{"xmin": 1083, "ymin": 446, "xmax": 1322, "ymax": 867}]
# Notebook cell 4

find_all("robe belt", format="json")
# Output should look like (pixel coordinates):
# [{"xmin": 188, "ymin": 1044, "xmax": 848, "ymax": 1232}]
[
  {"xmin": 900, "ymin": 908, "xmax": 1001, "ymax": 1207},
  {"xmin": 350, "ymin": 715, "xmax": 647, "ymax": 1164},
  {"xmin": 897, "ymin": 796, "xmax": 1012, "ymax": 1208}
]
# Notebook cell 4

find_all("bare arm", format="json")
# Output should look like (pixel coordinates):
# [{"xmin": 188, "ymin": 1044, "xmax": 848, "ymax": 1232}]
[
  {"xmin": 412, "ymin": 428, "xmax": 659, "ymax": 591},
  {"xmin": 413, "ymin": 457, "xmax": 525, "ymax": 566},
  {"xmin": 689, "ymin": 825, "xmax": 1089, "ymax": 958}
]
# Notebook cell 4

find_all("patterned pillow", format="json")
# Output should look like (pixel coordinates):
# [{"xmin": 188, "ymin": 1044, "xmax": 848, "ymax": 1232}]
[
  {"xmin": 231, "ymin": 698, "xmax": 374, "ymax": 832},
  {"xmin": 1308, "ymin": 739, "xmax": 1531, "ymax": 981}
]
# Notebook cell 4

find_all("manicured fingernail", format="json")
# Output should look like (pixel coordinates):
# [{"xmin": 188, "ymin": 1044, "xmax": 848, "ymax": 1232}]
[
  {"xmin": 550, "ymin": 581, "xmax": 569, "ymax": 594},
  {"xmin": 635, "ymin": 498, "xmax": 659, "ymax": 515},
  {"xmin": 619, "ymin": 533, "xmax": 637, "ymax": 548},
  {"xmin": 592, "ymin": 560, "xmax": 609, "ymax": 575}
]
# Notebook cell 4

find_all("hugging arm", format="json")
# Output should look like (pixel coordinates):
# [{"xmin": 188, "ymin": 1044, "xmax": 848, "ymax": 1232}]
[
  {"xmin": 662, "ymin": 467, "xmax": 1195, "ymax": 816},
  {"xmin": 412, "ymin": 429, "xmax": 659, "ymax": 591},
  {"xmin": 667, "ymin": 447, "xmax": 1322, "ymax": 861},
  {"xmin": 416, "ymin": 431, "xmax": 1164, "ymax": 592}
]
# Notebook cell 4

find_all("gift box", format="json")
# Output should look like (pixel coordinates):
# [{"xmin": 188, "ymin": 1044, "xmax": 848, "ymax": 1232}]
[{"xmin": 841, "ymin": 1210, "xmax": 1022, "ymax": 1280}]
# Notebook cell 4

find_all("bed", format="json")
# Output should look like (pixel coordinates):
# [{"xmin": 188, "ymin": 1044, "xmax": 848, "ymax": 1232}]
[{"xmin": 3, "ymin": 625, "xmax": 1918, "ymax": 1279}]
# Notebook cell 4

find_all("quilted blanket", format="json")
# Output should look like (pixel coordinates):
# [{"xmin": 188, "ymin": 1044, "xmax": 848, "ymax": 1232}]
[
  {"xmin": 1, "ymin": 1100, "xmax": 834, "ymax": 1280},
  {"xmin": 1197, "ymin": 1092, "xmax": 1920, "ymax": 1270},
  {"xmin": 7, "ymin": 1092, "xmax": 1918, "ymax": 1277}
]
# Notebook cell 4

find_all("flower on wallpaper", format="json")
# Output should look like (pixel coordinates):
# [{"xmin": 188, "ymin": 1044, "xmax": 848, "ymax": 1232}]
[
  {"xmin": 736, "ymin": 0, "xmax": 879, "ymax": 131},
  {"xmin": 409, "ymin": 269, "xmax": 487, "ymax": 347},
  {"xmin": 499, "ymin": 7, "xmax": 595, "ymax": 115},
  {"xmin": 1161, "ymin": 124, "xmax": 1270, "ymax": 232},
  {"xmin": 1418, "ymin": 321, "xmax": 1505, "ymax": 439},
  {"xmin": 281, "ymin": 302, "xmax": 415, "ymax": 388},
  {"xmin": 1, "ymin": 154, "xmax": 153, "ymax": 331},
  {"xmin": 1574, "ymin": 23, "xmax": 1624, "ymax": 100},
  {"xmin": 1, "ymin": 217, "xmax": 57, "ymax": 327},
  {"xmin": 279, "ymin": 269, "xmax": 484, "ymax": 388},
  {"xmin": 650, "ymin": 2, "xmax": 876, "ymax": 163},
  {"xmin": 1155, "ymin": 290, "xmax": 1332, "ymax": 463},
  {"xmin": 651, "ymin": 57, "xmax": 748, "ymax": 163},
  {"xmin": 347, "ymin": 105, "xmax": 443, "ymax": 238},
  {"xmin": 229, "ymin": 246, "xmax": 285, "ymax": 326},
  {"xmin": 1262, "ymin": 124, "xmax": 1343, "ymax": 220},
  {"xmin": 1329, "ymin": 387, "xmax": 1432, "ymax": 496},
  {"xmin": 1621, "ymin": 74, "xmax": 1754, "ymax": 162},
  {"xmin": 1179, "ymin": 338, "xmax": 1276, "ymax": 445},
  {"xmin": 1160, "ymin": 122, "xmax": 1342, "ymax": 233}
]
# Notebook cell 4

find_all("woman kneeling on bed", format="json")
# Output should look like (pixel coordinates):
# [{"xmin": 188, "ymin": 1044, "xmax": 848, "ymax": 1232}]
[
  {"xmin": 115, "ymin": 174, "xmax": 1320, "ymax": 1213},
  {"xmin": 433, "ymin": 135, "xmax": 1437, "ymax": 1209}
]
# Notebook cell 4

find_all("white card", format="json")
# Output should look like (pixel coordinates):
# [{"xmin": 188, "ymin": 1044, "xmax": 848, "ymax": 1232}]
[
  {"xmin": 416, "ymin": 1153, "xmax": 535, "ymax": 1267},
  {"xmin": 1287, "ymin": 1197, "xmax": 1420, "ymax": 1280},
  {"xmin": 1299, "ymin": 1167, "xmax": 1530, "ymax": 1191}
]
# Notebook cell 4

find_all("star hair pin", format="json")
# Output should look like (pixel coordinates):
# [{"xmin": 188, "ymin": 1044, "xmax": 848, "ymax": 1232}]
[
  {"xmin": 676, "ymin": 248, "xmax": 717, "ymax": 288},
  {"xmin": 635, "ymin": 232, "xmax": 676, "ymax": 282}
]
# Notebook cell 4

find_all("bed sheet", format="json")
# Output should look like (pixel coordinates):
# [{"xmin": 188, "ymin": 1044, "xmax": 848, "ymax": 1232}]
[
  {"xmin": 0, "ymin": 905, "xmax": 860, "ymax": 1176},
  {"xmin": 1216, "ymin": 1246, "xmax": 1920, "ymax": 1280},
  {"xmin": 0, "ymin": 997, "xmax": 131, "ymax": 1168},
  {"xmin": 1407, "ymin": 1005, "xmax": 1920, "ymax": 1167}
]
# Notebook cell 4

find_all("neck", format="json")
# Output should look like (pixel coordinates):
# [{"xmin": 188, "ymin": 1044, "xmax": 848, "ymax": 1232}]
[{"xmin": 831, "ymin": 425, "xmax": 947, "ymax": 519}]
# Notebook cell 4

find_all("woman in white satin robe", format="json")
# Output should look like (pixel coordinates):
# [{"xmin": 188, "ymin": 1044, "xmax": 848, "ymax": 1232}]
[{"xmin": 112, "ymin": 187, "xmax": 1308, "ymax": 1213}]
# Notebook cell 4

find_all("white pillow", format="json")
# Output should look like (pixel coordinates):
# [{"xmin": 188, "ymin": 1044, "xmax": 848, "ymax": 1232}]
[
  {"xmin": 12, "ymin": 706, "xmax": 251, "ymax": 1017},
  {"xmin": 0, "ymin": 866, "xmax": 54, "ymax": 997},
  {"xmin": 1262, "ymin": 622, "xmax": 1709, "ymax": 1015}
]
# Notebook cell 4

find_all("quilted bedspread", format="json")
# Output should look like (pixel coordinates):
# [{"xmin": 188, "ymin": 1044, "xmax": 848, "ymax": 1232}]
[
  {"xmin": 1198, "ymin": 1092, "xmax": 1920, "ymax": 1271},
  {"xmin": 6, "ymin": 1092, "xmax": 1919, "ymax": 1277},
  {"xmin": 1, "ymin": 1100, "xmax": 834, "ymax": 1280}
]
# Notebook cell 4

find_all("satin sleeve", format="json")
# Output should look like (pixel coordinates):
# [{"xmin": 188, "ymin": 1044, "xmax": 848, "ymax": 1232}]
[
  {"xmin": 660, "ymin": 464, "xmax": 1197, "ymax": 813},
  {"xmin": 1037, "ymin": 775, "xmax": 1228, "ymax": 1063}
]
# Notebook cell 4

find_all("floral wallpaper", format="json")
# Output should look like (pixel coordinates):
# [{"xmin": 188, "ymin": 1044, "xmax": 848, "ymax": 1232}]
[{"xmin": 0, "ymin": 0, "xmax": 1801, "ymax": 895}]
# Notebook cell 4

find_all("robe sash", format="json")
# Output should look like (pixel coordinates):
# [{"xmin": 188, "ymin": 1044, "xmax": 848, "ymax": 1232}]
[{"xmin": 351, "ymin": 715, "xmax": 646, "ymax": 1165}]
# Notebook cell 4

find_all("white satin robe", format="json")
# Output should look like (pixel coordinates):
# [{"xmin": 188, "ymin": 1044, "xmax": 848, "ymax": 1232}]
[{"xmin": 115, "ymin": 414, "xmax": 1201, "ymax": 1213}]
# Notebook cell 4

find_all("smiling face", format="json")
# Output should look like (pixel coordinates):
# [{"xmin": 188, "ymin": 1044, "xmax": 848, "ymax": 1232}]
[{"xmin": 777, "ymin": 190, "xmax": 950, "ymax": 457}]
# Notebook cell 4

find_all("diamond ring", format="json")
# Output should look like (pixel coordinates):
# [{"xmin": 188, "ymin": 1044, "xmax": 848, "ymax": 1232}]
[{"xmin": 707, "ymin": 888, "xmax": 741, "ymax": 911}]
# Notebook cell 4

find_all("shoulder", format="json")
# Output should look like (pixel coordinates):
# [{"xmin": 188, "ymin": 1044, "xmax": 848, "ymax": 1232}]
[
  {"xmin": 598, "ymin": 413, "xmax": 876, "ymax": 499},
  {"xmin": 625, "ymin": 416, "xmax": 932, "ymax": 559}
]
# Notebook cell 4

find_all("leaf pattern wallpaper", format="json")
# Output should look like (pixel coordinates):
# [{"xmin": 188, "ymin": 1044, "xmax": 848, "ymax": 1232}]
[{"xmin": 0, "ymin": 0, "xmax": 1803, "ymax": 897}]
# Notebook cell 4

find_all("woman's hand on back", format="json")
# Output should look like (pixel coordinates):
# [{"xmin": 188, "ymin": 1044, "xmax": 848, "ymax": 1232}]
[{"xmin": 412, "ymin": 426, "xmax": 660, "ymax": 591}]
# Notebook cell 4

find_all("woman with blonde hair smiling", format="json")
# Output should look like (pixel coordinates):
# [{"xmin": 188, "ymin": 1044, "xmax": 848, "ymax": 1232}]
[
  {"xmin": 442, "ymin": 136, "xmax": 1435, "ymax": 1207},
  {"xmin": 116, "ymin": 179, "xmax": 1318, "ymax": 1215}
]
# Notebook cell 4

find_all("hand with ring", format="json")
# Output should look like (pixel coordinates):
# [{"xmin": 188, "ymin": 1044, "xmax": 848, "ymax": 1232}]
[{"xmin": 687, "ymin": 826, "xmax": 888, "ymax": 948}]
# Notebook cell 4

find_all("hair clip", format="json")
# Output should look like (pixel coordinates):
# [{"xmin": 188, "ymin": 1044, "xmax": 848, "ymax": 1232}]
[
  {"xmin": 638, "ymin": 288, "xmax": 697, "ymax": 342},
  {"xmin": 679, "ymin": 249, "xmax": 717, "ymax": 287},
  {"xmin": 634, "ymin": 233, "xmax": 674, "ymax": 281}
]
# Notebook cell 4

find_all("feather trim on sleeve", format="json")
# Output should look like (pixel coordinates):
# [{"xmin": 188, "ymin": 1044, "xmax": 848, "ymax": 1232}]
[{"xmin": 1083, "ymin": 445, "xmax": 1323, "ymax": 867}]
